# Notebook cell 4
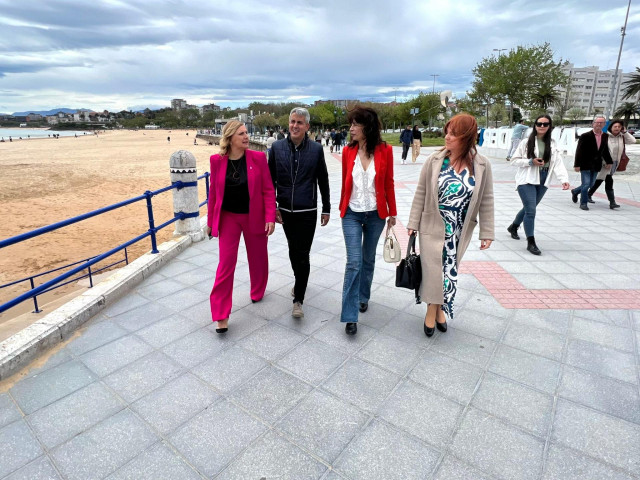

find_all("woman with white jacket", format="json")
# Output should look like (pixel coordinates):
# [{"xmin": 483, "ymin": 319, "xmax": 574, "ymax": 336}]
[{"xmin": 506, "ymin": 115, "xmax": 570, "ymax": 255}]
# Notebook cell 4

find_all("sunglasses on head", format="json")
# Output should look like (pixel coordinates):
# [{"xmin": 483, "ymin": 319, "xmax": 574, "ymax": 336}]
[{"xmin": 535, "ymin": 122, "xmax": 550, "ymax": 127}]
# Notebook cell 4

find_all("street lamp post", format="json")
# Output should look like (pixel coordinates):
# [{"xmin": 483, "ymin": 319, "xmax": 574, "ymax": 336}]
[
  {"xmin": 605, "ymin": 0, "xmax": 631, "ymax": 121},
  {"xmin": 430, "ymin": 74, "xmax": 440, "ymax": 94},
  {"xmin": 493, "ymin": 48, "xmax": 507, "ymax": 56}
]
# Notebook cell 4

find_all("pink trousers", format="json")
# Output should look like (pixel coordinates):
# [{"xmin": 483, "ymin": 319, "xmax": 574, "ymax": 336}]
[{"xmin": 210, "ymin": 211, "xmax": 269, "ymax": 322}]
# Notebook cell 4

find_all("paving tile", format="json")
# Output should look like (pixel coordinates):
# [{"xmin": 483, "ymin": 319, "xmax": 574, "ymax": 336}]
[
  {"xmin": 502, "ymin": 323, "xmax": 565, "ymax": 361},
  {"xmin": 4, "ymin": 455, "xmax": 61, "ymax": 480},
  {"xmin": 542, "ymin": 443, "xmax": 636, "ymax": 480},
  {"xmin": 356, "ymin": 332, "xmax": 422, "ymax": 376},
  {"xmin": 409, "ymin": 351, "xmax": 483, "ymax": 404},
  {"xmin": 104, "ymin": 351, "xmax": 184, "ymax": 403},
  {"xmin": 0, "ymin": 393, "xmax": 21, "ymax": 430},
  {"xmin": 205, "ymin": 307, "xmax": 268, "ymax": 341},
  {"xmin": 276, "ymin": 338, "xmax": 348, "ymax": 386},
  {"xmin": 0, "ymin": 420, "xmax": 44, "ymax": 478},
  {"xmin": 217, "ymin": 430, "xmax": 327, "ymax": 480},
  {"xmin": 237, "ymin": 323, "xmax": 306, "ymax": 361},
  {"xmin": 79, "ymin": 335, "xmax": 153, "ymax": 377},
  {"xmin": 161, "ymin": 326, "xmax": 226, "ymax": 368},
  {"xmin": 551, "ymin": 399, "xmax": 640, "ymax": 476},
  {"xmin": 574, "ymin": 309, "xmax": 631, "ymax": 328},
  {"xmin": 276, "ymin": 389, "xmax": 368, "ymax": 463},
  {"xmin": 135, "ymin": 314, "xmax": 200, "ymax": 348},
  {"xmin": 155, "ymin": 287, "xmax": 207, "ymax": 311},
  {"xmin": 357, "ymin": 302, "xmax": 398, "ymax": 330},
  {"xmin": 448, "ymin": 309, "xmax": 508, "ymax": 341},
  {"xmin": 369, "ymin": 284, "xmax": 416, "ymax": 311},
  {"xmin": 273, "ymin": 303, "xmax": 335, "ymax": 335},
  {"xmin": 170, "ymin": 268, "xmax": 214, "ymax": 287},
  {"xmin": 67, "ymin": 320, "xmax": 128, "ymax": 355},
  {"xmin": 50, "ymin": 409, "xmax": 158, "ymax": 480},
  {"xmin": 450, "ymin": 408, "xmax": 545, "ymax": 480},
  {"xmin": 512, "ymin": 309, "xmax": 570, "ymax": 335},
  {"xmin": 491, "ymin": 347, "xmax": 555, "ymax": 396},
  {"xmin": 136, "ymin": 278, "xmax": 188, "ymax": 300},
  {"xmin": 102, "ymin": 293, "xmax": 150, "ymax": 318},
  {"xmin": 379, "ymin": 380, "xmax": 463, "ymax": 448},
  {"xmin": 558, "ymin": 366, "xmax": 640, "ymax": 425},
  {"xmin": 569, "ymin": 317, "xmax": 634, "ymax": 353},
  {"xmin": 463, "ymin": 292, "xmax": 511, "ymax": 318},
  {"xmin": 106, "ymin": 442, "xmax": 201, "ymax": 480},
  {"xmin": 305, "ymin": 289, "xmax": 344, "ymax": 315},
  {"xmin": 110, "ymin": 302, "xmax": 176, "ymax": 332},
  {"xmin": 433, "ymin": 455, "xmax": 496, "ymax": 480},
  {"xmin": 565, "ymin": 339, "xmax": 637, "ymax": 384},
  {"xmin": 191, "ymin": 345, "xmax": 267, "ymax": 393},
  {"xmin": 168, "ymin": 399, "xmax": 266, "ymax": 478},
  {"xmin": 432, "ymin": 328, "xmax": 497, "ymax": 368},
  {"xmin": 27, "ymin": 382, "xmax": 124, "ymax": 449},
  {"xmin": 157, "ymin": 260, "xmax": 200, "ymax": 277},
  {"xmin": 230, "ymin": 366, "xmax": 312, "ymax": 424},
  {"xmin": 380, "ymin": 312, "xmax": 432, "ymax": 346},
  {"xmin": 312, "ymin": 320, "xmax": 377, "ymax": 354},
  {"xmin": 472, "ymin": 373, "xmax": 554, "ymax": 438},
  {"xmin": 334, "ymin": 420, "xmax": 440, "ymax": 480},
  {"xmin": 10, "ymin": 360, "xmax": 96, "ymax": 414}
]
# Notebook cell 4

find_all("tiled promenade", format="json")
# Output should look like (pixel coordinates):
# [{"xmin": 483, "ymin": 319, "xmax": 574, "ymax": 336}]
[{"xmin": 1, "ymin": 145, "xmax": 640, "ymax": 479}]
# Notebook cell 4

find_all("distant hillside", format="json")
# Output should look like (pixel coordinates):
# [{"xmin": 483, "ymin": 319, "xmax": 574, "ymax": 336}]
[{"xmin": 11, "ymin": 108, "xmax": 94, "ymax": 116}]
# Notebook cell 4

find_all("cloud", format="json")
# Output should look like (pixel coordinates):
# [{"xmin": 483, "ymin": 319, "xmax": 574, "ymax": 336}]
[{"xmin": 0, "ymin": 0, "xmax": 637, "ymax": 112}]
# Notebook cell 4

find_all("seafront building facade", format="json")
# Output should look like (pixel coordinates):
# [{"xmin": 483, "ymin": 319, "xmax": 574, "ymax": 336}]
[{"xmin": 550, "ymin": 63, "xmax": 640, "ymax": 118}]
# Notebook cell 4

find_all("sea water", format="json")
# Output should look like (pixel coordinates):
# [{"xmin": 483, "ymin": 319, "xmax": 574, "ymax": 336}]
[{"xmin": 0, "ymin": 128, "xmax": 94, "ymax": 140}]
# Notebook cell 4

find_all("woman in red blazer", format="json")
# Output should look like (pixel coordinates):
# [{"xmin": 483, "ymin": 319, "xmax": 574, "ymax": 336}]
[
  {"xmin": 339, "ymin": 107, "xmax": 397, "ymax": 335},
  {"xmin": 206, "ymin": 120, "xmax": 276, "ymax": 333}
]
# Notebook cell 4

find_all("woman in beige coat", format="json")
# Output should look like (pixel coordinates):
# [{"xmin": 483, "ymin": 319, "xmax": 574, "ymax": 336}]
[{"xmin": 407, "ymin": 113, "xmax": 495, "ymax": 337}]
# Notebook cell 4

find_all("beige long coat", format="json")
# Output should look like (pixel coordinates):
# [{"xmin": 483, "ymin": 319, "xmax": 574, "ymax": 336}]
[{"xmin": 407, "ymin": 149, "xmax": 495, "ymax": 304}]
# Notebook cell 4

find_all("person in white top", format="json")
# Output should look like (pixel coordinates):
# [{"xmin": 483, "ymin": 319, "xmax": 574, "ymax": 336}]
[
  {"xmin": 587, "ymin": 119, "xmax": 635, "ymax": 209},
  {"xmin": 338, "ymin": 107, "xmax": 397, "ymax": 335},
  {"xmin": 506, "ymin": 115, "xmax": 569, "ymax": 255}
]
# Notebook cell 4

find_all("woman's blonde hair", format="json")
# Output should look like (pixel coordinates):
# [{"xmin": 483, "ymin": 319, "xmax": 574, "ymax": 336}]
[{"xmin": 219, "ymin": 120, "xmax": 245, "ymax": 156}]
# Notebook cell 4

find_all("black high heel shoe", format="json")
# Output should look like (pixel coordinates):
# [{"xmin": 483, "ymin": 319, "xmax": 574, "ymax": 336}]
[
  {"xmin": 216, "ymin": 319, "xmax": 228, "ymax": 334},
  {"xmin": 424, "ymin": 321, "xmax": 435, "ymax": 337}
]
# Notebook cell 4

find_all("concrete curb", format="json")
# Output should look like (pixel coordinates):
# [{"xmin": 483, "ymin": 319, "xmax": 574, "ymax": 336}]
[{"xmin": 0, "ymin": 219, "xmax": 207, "ymax": 381}]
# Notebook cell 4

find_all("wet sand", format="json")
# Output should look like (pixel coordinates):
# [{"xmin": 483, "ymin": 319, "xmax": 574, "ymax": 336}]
[{"xmin": 0, "ymin": 129, "xmax": 215, "ymax": 331}]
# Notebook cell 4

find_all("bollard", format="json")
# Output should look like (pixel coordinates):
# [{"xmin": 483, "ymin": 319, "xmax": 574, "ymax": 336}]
[{"xmin": 170, "ymin": 150, "xmax": 204, "ymax": 241}]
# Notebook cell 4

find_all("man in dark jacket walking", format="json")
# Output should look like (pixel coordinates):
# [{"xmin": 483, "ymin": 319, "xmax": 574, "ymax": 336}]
[
  {"xmin": 570, "ymin": 116, "xmax": 612, "ymax": 211},
  {"xmin": 268, "ymin": 107, "xmax": 331, "ymax": 318},
  {"xmin": 399, "ymin": 125, "xmax": 412, "ymax": 164}
]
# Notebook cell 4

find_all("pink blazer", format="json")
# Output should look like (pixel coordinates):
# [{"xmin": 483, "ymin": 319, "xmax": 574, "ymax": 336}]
[{"xmin": 207, "ymin": 149, "xmax": 276, "ymax": 237}]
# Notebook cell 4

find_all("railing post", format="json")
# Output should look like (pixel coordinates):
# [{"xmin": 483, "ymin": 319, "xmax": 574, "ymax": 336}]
[
  {"xmin": 88, "ymin": 265, "xmax": 93, "ymax": 288},
  {"xmin": 29, "ymin": 278, "xmax": 42, "ymax": 313},
  {"xmin": 145, "ymin": 190, "xmax": 159, "ymax": 254},
  {"xmin": 170, "ymin": 150, "xmax": 204, "ymax": 242}
]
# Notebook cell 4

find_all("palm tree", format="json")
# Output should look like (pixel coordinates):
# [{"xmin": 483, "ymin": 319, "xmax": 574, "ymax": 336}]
[
  {"xmin": 622, "ymin": 67, "xmax": 640, "ymax": 100},
  {"xmin": 613, "ymin": 102, "xmax": 640, "ymax": 127},
  {"xmin": 529, "ymin": 84, "xmax": 562, "ymax": 111}
]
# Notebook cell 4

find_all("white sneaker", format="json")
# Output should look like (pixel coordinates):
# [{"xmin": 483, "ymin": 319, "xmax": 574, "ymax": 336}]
[{"xmin": 292, "ymin": 302, "xmax": 304, "ymax": 318}]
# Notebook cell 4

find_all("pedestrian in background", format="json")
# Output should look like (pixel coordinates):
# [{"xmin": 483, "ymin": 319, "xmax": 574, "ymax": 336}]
[
  {"xmin": 399, "ymin": 125, "xmax": 412, "ymax": 164},
  {"xmin": 506, "ymin": 119, "xmax": 528, "ymax": 161},
  {"xmin": 412, "ymin": 125, "xmax": 422, "ymax": 162},
  {"xmin": 506, "ymin": 114, "xmax": 569, "ymax": 255}
]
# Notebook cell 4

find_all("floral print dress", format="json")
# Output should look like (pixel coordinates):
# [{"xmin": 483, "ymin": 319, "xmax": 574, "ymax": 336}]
[{"xmin": 438, "ymin": 157, "xmax": 475, "ymax": 319}]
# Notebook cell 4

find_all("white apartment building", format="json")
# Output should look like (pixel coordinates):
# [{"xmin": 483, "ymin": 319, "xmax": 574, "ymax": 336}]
[{"xmin": 550, "ymin": 63, "xmax": 640, "ymax": 118}]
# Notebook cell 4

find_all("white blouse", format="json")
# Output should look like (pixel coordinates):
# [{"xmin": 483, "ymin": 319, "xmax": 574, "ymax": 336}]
[{"xmin": 349, "ymin": 154, "xmax": 377, "ymax": 212}]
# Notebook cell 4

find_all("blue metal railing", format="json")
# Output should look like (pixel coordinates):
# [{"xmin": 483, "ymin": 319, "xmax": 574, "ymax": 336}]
[{"xmin": 0, "ymin": 172, "xmax": 210, "ymax": 315}]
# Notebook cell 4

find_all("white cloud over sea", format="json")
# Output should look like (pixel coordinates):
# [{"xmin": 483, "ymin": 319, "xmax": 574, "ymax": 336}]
[{"xmin": 0, "ymin": 0, "xmax": 638, "ymax": 113}]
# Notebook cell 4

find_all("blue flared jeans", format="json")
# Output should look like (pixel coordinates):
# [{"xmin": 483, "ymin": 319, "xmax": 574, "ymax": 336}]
[
  {"xmin": 340, "ymin": 208, "xmax": 386, "ymax": 323},
  {"xmin": 513, "ymin": 169, "xmax": 548, "ymax": 238}
]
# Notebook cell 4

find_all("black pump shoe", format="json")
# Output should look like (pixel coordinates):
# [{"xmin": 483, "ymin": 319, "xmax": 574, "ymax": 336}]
[
  {"xmin": 610, "ymin": 203, "xmax": 620, "ymax": 209},
  {"xmin": 359, "ymin": 303, "xmax": 368, "ymax": 313},
  {"xmin": 424, "ymin": 322, "xmax": 435, "ymax": 337},
  {"xmin": 507, "ymin": 224, "xmax": 520, "ymax": 240},
  {"xmin": 345, "ymin": 322, "xmax": 357, "ymax": 335},
  {"xmin": 436, "ymin": 320, "xmax": 447, "ymax": 332},
  {"xmin": 526, "ymin": 236, "xmax": 541, "ymax": 256}
]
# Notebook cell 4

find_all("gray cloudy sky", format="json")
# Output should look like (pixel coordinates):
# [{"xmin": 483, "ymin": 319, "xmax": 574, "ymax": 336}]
[{"xmin": 0, "ymin": 0, "xmax": 638, "ymax": 113}]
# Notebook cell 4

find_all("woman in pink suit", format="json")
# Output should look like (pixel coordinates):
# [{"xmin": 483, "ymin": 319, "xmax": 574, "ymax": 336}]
[{"xmin": 206, "ymin": 120, "xmax": 276, "ymax": 333}]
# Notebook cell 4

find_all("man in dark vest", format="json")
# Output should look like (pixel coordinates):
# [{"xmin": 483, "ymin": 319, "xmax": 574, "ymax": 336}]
[
  {"xmin": 268, "ymin": 107, "xmax": 331, "ymax": 318},
  {"xmin": 571, "ymin": 116, "xmax": 612, "ymax": 211}
]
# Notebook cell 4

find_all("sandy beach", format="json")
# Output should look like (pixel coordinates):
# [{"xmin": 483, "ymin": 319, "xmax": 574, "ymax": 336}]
[{"xmin": 0, "ymin": 129, "xmax": 216, "ymax": 333}]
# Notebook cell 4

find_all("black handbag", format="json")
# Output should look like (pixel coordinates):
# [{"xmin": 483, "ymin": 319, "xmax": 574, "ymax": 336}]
[{"xmin": 395, "ymin": 233, "xmax": 422, "ymax": 303}]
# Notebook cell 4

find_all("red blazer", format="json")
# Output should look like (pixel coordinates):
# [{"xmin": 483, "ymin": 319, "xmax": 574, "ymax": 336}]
[
  {"xmin": 207, "ymin": 149, "xmax": 276, "ymax": 237},
  {"xmin": 339, "ymin": 143, "xmax": 397, "ymax": 219}
]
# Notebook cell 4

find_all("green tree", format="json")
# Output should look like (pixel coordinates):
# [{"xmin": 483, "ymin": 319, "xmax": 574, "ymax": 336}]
[
  {"xmin": 621, "ymin": 67, "xmax": 640, "ymax": 100},
  {"xmin": 473, "ymin": 42, "xmax": 568, "ymax": 125},
  {"xmin": 613, "ymin": 102, "xmax": 640, "ymax": 127},
  {"xmin": 253, "ymin": 113, "xmax": 277, "ymax": 131},
  {"xmin": 308, "ymin": 104, "xmax": 335, "ymax": 128},
  {"xmin": 567, "ymin": 107, "xmax": 586, "ymax": 126},
  {"xmin": 179, "ymin": 108, "xmax": 200, "ymax": 127},
  {"xmin": 277, "ymin": 114, "xmax": 290, "ymax": 130},
  {"xmin": 489, "ymin": 103, "xmax": 508, "ymax": 127}
]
